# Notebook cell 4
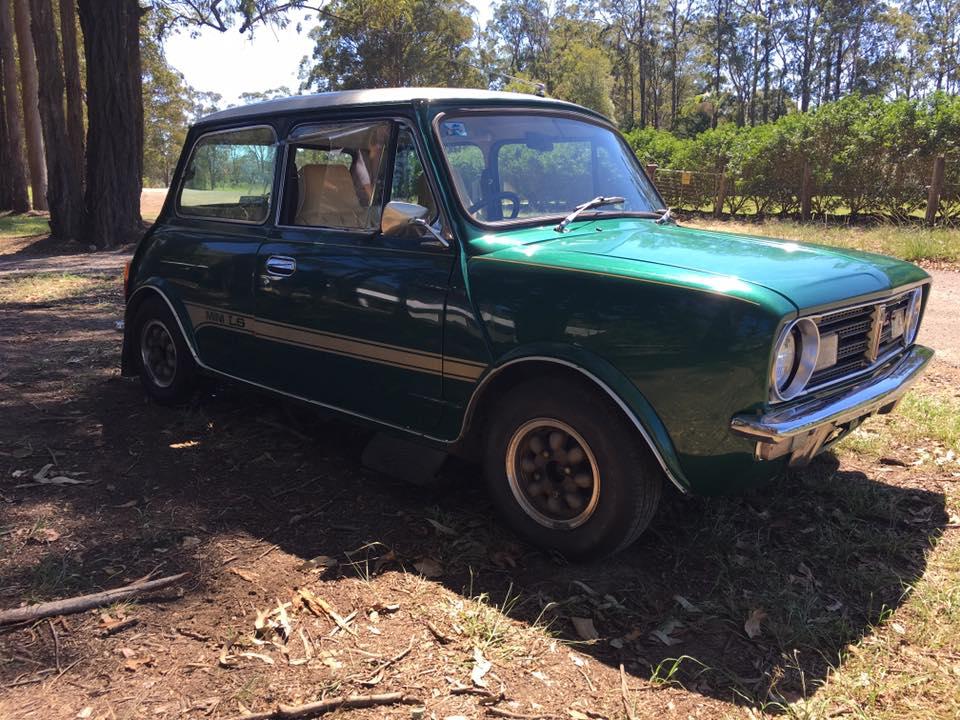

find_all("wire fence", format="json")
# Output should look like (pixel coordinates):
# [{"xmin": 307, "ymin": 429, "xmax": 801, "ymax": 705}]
[{"xmin": 647, "ymin": 153, "xmax": 960, "ymax": 225}]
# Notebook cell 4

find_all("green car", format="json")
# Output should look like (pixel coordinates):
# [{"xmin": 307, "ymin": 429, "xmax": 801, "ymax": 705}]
[{"xmin": 122, "ymin": 88, "xmax": 933, "ymax": 558}]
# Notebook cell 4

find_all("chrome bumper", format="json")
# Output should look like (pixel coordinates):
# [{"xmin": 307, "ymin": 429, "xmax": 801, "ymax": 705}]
[{"xmin": 730, "ymin": 345, "xmax": 933, "ymax": 467}]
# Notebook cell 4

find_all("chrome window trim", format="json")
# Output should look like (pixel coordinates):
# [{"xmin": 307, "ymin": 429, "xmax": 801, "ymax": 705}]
[
  {"xmin": 127, "ymin": 284, "xmax": 687, "ymax": 494},
  {"xmin": 768, "ymin": 281, "xmax": 931, "ymax": 405},
  {"xmin": 174, "ymin": 124, "xmax": 279, "ymax": 227}
]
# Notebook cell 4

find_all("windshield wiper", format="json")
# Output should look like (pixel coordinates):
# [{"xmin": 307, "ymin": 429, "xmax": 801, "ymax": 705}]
[{"xmin": 554, "ymin": 196, "xmax": 626, "ymax": 233}]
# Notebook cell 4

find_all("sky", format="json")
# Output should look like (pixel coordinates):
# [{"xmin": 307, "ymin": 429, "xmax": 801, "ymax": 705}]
[{"xmin": 165, "ymin": 1, "xmax": 496, "ymax": 108}]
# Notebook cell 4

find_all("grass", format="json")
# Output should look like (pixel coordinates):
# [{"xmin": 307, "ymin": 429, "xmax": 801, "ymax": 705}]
[
  {"xmin": 839, "ymin": 387, "xmax": 960, "ymax": 463},
  {"xmin": 0, "ymin": 273, "xmax": 119, "ymax": 304},
  {"xmin": 684, "ymin": 217, "xmax": 960, "ymax": 264},
  {"xmin": 0, "ymin": 213, "xmax": 49, "ymax": 240}
]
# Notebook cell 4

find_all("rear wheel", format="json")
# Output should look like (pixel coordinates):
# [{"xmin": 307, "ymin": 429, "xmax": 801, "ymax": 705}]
[
  {"xmin": 132, "ymin": 296, "xmax": 197, "ymax": 404},
  {"xmin": 483, "ymin": 377, "xmax": 662, "ymax": 559}
]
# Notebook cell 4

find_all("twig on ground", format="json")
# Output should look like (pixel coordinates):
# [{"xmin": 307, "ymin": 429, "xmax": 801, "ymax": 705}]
[
  {"xmin": 0, "ymin": 573, "xmax": 188, "ymax": 625},
  {"xmin": 619, "ymin": 664, "xmax": 638, "ymax": 720},
  {"xmin": 485, "ymin": 708, "xmax": 557, "ymax": 719},
  {"xmin": 222, "ymin": 692, "xmax": 421, "ymax": 720},
  {"xmin": 255, "ymin": 544, "xmax": 280, "ymax": 561},
  {"xmin": 48, "ymin": 619, "xmax": 61, "ymax": 673},
  {"xmin": 101, "ymin": 618, "xmax": 139, "ymax": 636}
]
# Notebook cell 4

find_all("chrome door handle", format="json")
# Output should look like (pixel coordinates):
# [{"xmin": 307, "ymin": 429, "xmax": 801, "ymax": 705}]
[{"xmin": 264, "ymin": 255, "xmax": 296, "ymax": 278}]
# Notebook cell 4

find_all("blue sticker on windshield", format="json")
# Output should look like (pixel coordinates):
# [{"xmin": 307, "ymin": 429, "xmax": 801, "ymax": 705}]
[{"xmin": 442, "ymin": 122, "xmax": 468, "ymax": 137}]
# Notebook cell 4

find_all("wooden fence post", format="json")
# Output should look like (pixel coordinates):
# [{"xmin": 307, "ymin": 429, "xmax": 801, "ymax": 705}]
[
  {"xmin": 713, "ymin": 170, "xmax": 726, "ymax": 218},
  {"xmin": 645, "ymin": 163, "xmax": 658, "ymax": 185},
  {"xmin": 800, "ymin": 160, "xmax": 813, "ymax": 221},
  {"xmin": 925, "ymin": 155, "xmax": 946, "ymax": 226}
]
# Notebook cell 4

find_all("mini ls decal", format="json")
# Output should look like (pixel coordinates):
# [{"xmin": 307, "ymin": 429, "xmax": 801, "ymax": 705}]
[{"xmin": 184, "ymin": 302, "xmax": 487, "ymax": 382}]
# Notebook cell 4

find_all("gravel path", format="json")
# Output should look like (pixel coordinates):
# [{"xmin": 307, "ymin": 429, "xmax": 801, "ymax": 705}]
[
  {"xmin": 1, "ymin": 247, "xmax": 956, "ymax": 364},
  {"xmin": 920, "ymin": 268, "xmax": 959, "ymax": 367}
]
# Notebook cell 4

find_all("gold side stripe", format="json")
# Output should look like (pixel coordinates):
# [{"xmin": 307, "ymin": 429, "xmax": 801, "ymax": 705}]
[
  {"xmin": 184, "ymin": 303, "xmax": 486, "ymax": 382},
  {"xmin": 185, "ymin": 300, "xmax": 487, "ymax": 369}
]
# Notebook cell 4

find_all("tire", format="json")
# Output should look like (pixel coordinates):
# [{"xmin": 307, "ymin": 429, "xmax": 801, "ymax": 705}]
[
  {"xmin": 483, "ymin": 377, "xmax": 662, "ymax": 560},
  {"xmin": 131, "ymin": 295, "xmax": 197, "ymax": 404}
]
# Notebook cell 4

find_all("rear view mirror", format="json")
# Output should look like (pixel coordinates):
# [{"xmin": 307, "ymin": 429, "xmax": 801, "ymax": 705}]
[{"xmin": 381, "ymin": 201, "xmax": 429, "ymax": 235}]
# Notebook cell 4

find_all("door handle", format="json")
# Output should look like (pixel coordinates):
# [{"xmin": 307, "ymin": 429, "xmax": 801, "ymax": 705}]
[{"xmin": 264, "ymin": 255, "xmax": 296, "ymax": 278}]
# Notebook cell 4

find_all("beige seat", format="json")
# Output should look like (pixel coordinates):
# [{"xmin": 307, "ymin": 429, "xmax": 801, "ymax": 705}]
[{"xmin": 295, "ymin": 163, "xmax": 370, "ymax": 229}]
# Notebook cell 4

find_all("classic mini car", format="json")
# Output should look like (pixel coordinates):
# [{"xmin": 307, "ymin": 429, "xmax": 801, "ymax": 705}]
[{"xmin": 122, "ymin": 88, "xmax": 933, "ymax": 558}]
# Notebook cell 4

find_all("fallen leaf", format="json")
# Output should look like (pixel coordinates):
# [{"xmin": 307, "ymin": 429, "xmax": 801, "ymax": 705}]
[
  {"xmin": 123, "ymin": 657, "xmax": 154, "ymax": 672},
  {"xmin": 229, "ymin": 567, "xmax": 258, "ymax": 583},
  {"xmin": 569, "ymin": 712, "xmax": 591, "ymax": 720},
  {"xmin": 239, "ymin": 652, "xmax": 274, "ymax": 665},
  {"xmin": 180, "ymin": 536, "xmax": 201, "ymax": 549},
  {"xmin": 570, "ymin": 616, "xmax": 599, "ymax": 641},
  {"xmin": 426, "ymin": 518, "xmax": 457, "ymax": 536},
  {"xmin": 673, "ymin": 594, "xmax": 700, "ymax": 613},
  {"xmin": 891, "ymin": 622, "xmax": 906, "ymax": 635},
  {"xmin": 118, "ymin": 647, "xmax": 137, "ymax": 659},
  {"xmin": 76, "ymin": 708, "xmax": 93, "ymax": 719},
  {"xmin": 744, "ymin": 609, "xmax": 767, "ymax": 639},
  {"xmin": 413, "ymin": 558, "xmax": 444, "ymax": 578},
  {"xmin": 30, "ymin": 528, "xmax": 60, "ymax": 544},
  {"xmin": 298, "ymin": 555, "xmax": 339, "ymax": 572},
  {"xmin": 470, "ymin": 647, "xmax": 492, "ymax": 687}
]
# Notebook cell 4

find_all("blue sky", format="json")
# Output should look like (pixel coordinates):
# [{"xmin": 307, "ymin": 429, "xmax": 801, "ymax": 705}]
[{"xmin": 165, "ymin": 1, "xmax": 495, "ymax": 107}]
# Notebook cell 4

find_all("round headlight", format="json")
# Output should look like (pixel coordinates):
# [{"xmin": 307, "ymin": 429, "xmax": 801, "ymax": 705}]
[
  {"xmin": 774, "ymin": 330, "xmax": 797, "ymax": 389},
  {"xmin": 771, "ymin": 318, "xmax": 821, "ymax": 401},
  {"xmin": 904, "ymin": 288, "xmax": 923, "ymax": 345}
]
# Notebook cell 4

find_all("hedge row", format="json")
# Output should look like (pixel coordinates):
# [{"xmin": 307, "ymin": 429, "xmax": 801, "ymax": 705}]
[{"xmin": 623, "ymin": 94, "xmax": 960, "ymax": 222}]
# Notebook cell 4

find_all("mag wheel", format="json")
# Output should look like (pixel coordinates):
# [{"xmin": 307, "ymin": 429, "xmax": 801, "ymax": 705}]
[{"xmin": 132, "ymin": 296, "xmax": 197, "ymax": 404}]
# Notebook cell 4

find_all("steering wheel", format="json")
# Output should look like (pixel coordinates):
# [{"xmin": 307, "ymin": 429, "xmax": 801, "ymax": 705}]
[{"xmin": 469, "ymin": 191, "xmax": 521, "ymax": 220}]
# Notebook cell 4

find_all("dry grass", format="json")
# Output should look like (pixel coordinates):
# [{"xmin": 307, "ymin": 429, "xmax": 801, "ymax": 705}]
[
  {"xmin": 0, "ymin": 273, "xmax": 118, "ymax": 305},
  {"xmin": 0, "ymin": 213, "xmax": 49, "ymax": 240},
  {"xmin": 685, "ymin": 217, "xmax": 960, "ymax": 264}
]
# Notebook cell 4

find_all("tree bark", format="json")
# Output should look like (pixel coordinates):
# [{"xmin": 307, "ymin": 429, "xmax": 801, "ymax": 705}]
[
  {"xmin": 77, "ymin": 0, "xmax": 143, "ymax": 248},
  {"xmin": 0, "ymin": 0, "xmax": 30, "ymax": 213},
  {"xmin": 0, "ymin": 50, "xmax": 11, "ymax": 210},
  {"xmin": 29, "ymin": 0, "xmax": 84, "ymax": 240},
  {"xmin": 13, "ymin": 0, "xmax": 46, "ymax": 210},
  {"xmin": 58, "ymin": 0, "xmax": 84, "ymax": 189}
]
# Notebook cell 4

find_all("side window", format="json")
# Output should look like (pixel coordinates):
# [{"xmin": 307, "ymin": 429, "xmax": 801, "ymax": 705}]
[
  {"xmin": 445, "ymin": 144, "xmax": 483, "ymax": 211},
  {"xmin": 178, "ymin": 127, "xmax": 277, "ymax": 222},
  {"xmin": 282, "ymin": 121, "xmax": 390, "ymax": 230},
  {"xmin": 389, "ymin": 128, "xmax": 437, "ymax": 221}
]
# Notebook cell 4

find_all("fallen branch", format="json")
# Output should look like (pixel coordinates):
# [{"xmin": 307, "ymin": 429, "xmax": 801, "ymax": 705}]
[
  {"xmin": 223, "ymin": 692, "xmax": 421, "ymax": 720},
  {"xmin": 485, "ymin": 708, "xmax": 557, "ymax": 720},
  {"xmin": 0, "ymin": 573, "xmax": 188, "ymax": 625}
]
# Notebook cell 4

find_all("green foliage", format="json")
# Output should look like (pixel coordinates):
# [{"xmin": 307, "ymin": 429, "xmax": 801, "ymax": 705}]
[
  {"xmin": 625, "ymin": 93, "xmax": 960, "ymax": 220},
  {"xmin": 551, "ymin": 43, "xmax": 615, "ymax": 117},
  {"xmin": 297, "ymin": 0, "xmax": 484, "ymax": 92}
]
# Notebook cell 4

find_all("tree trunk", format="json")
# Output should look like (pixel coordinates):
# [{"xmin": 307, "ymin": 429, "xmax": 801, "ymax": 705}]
[
  {"xmin": 0, "ymin": 0, "xmax": 30, "ymax": 213},
  {"xmin": 59, "ymin": 0, "xmax": 84, "ymax": 191},
  {"xmin": 77, "ymin": 0, "xmax": 143, "ymax": 248},
  {"xmin": 13, "ymin": 0, "xmax": 45, "ymax": 210},
  {"xmin": 29, "ymin": 0, "xmax": 83, "ymax": 240},
  {"xmin": 0, "ymin": 50, "xmax": 11, "ymax": 210}
]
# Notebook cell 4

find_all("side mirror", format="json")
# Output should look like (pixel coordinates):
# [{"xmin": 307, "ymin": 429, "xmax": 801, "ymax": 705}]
[{"xmin": 380, "ymin": 201, "xmax": 429, "ymax": 236}]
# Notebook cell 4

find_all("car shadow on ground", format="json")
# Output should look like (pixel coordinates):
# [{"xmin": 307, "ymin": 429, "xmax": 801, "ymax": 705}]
[{"xmin": 0, "ymin": 359, "xmax": 949, "ymax": 710}]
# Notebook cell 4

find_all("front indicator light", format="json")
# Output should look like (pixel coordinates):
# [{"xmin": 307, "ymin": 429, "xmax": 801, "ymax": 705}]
[{"xmin": 904, "ymin": 287, "xmax": 923, "ymax": 345}]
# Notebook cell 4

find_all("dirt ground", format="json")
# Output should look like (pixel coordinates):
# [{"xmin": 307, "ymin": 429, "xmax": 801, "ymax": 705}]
[{"xmin": 1, "ymin": 222, "xmax": 958, "ymax": 720}]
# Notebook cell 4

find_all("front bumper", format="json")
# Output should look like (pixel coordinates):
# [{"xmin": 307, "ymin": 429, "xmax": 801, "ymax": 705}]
[{"xmin": 730, "ymin": 345, "xmax": 934, "ymax": 467}]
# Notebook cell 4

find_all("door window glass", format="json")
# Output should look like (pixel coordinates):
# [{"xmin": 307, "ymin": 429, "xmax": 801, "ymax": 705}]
[
  {"xmin": 178, "ymin": 126, "xmax": 277, "ymax": 223},
  {"xmin": 283, "ymin": 122, "xmax": 391, "ymax": 230},
  {"xmin": 389, "ymin": 128, "xmax": 437, "ymax": 221}
]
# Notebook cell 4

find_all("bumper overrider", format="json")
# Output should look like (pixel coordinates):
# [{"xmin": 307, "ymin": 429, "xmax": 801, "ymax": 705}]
[{"xmin": 731, "ymin": 345, "xmax": 934, "ymax": 467}]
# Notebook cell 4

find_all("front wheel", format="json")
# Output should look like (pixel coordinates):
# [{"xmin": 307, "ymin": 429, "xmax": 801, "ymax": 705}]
[{"xmin": 483, "ymin": 377, "xmax": 662, "ymax": 559}]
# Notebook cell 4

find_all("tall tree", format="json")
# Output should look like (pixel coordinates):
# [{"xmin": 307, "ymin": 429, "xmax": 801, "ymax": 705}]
[
  {"xmin": 0, "ymin": 50, "xmax": 11, "ymax": 210},
  {"xmin": 0, "ymin": 0, "xmax": 30, "ymax": 213},
  {"xmin": 13, "ymin": 0, "xmax": 46, "ymax": 210},
  {"xmin": 78, "ymin": 0, "xmax": 144, "ymax": 248},
  {"xmin": 29, "ymin": 0, "xmax": 84, "ymax": 239},
  {"xmin": 59, "ymin": 0, "xmax": 85, "ymax": 193}
]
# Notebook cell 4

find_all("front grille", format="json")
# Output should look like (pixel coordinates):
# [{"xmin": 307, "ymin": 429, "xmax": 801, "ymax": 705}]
[{"xmin": 807, "ymin": 290, "xmax": 915, "ymax": 391}]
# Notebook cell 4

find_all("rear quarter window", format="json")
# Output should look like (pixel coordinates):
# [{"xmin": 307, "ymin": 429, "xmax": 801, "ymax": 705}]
[{"xmin": 177, "ymin": 126, "xmax": 278, "ymax": 223}]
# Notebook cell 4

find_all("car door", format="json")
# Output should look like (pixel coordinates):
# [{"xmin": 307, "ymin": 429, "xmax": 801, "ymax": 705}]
[
  {"xmin": 155, "ymin": 125, "xmax": 279, "ymax": 379},
  {"xmin": 252, "ymin": 119, "xmax": 455, "ymax": 433}
]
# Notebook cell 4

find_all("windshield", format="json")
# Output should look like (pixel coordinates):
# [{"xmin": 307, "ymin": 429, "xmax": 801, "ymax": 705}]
[{"xmin": 438, "ymin": 113, "xmax": 662, "ymax": 225}]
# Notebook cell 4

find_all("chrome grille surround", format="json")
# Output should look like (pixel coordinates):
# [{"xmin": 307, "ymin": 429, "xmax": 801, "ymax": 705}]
[{"xmin": 804, "ymin": 286, "xmax": 925, "ymax": 396}]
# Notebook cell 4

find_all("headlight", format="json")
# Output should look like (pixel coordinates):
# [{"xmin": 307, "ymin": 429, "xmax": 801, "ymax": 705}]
[
  {"xmin": 771, "ymin": 318, "xmax": 821, "ymax": 401},
  {"xmin": 904, "ymin": 287, "xmax": 923, "ymax": 345}
]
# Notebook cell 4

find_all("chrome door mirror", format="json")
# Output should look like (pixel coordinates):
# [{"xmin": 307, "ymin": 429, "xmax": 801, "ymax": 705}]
[
  {"xmin": 381, "ymin": 201, "xmax": 429, "ymax": 235},
  {"xmin": 380, "ymin": 200, "xmax": 450, "ymax": 248}
]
